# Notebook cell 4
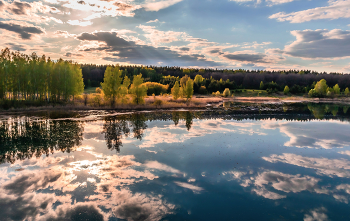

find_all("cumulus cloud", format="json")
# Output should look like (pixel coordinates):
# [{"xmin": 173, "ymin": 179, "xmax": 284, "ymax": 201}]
[
  {"xmin": 43, "ymin": 203, "xmax": 107, "ymax": 221},
  {"xmin": 75, "ymin": 31, "xmax": 220, "ymax": 66},
  {"xmin": 304, "ymin": 207, "xmax": 329, "ymax": 221},
  {"xmin": 7, "ymin": 1, "xmax": 32, "ymax": 15},
  {"xmin": 223, "ymin": 169, "xmax": 328, "ymax": 200},
  {"xmin": 281, "ymin": 29, "xmax": 350, "ymax": 59},
  {"xmin": 263, "ymin": 121, "xmax": 350, "ymax": 149},
  {"xmin": 61, "ymin": 0, "xmax": 141, "ymax": 17},
  {"xmin": 252, "ymin": 186, "xmax": 286, "ymax": 200},
  {"xmin": 0, "ymin": 148, "xmax": 176, "ymax": 221},
  {"xmin": 270, "ymin": 0, "xmax": 350, "ymax": 23},
  {"xmin": 263, "ymin": 153, "xmax": 350, "ymax": 178},
  {"xmin": 0, "ymin": 0, "xmax": 62, "ymax": 24},
  {"xmin": 0, "ymin": 21, "xmax": 44, "ymax": 39},
  {"xmin": 143, "ymin": 0, "xmax": 183, "ymax": 11},
  {"xmin": 254, "ymin": 171, "xmax": 328, "ymax": 194},
  {"xmin": 5, "ymin": 42, "xmax": 27, "ymax": 51}
]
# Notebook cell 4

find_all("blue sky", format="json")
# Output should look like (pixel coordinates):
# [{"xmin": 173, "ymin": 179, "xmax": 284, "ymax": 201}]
[{"xmin": 1, "ymin": 0, "xmax": 350, "ymax": 72}]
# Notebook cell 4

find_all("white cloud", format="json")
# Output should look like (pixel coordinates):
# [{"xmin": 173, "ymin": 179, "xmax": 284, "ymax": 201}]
[
  {"xmin": 270, "ymin": 0, "xmax": 350, "ymax": 23},
  {"xmin": 230, "ymin": 0, "xmax": 296, "ymax": 6},
  {"xmin": 262, "ymin": 120, "xmax": 350, "ymax": 149},
  {"xmin": 263, "ymin": 153, "xmax": 350, "ymax": 178},
  {"xmin": 284, "ymin": 29, "xmax": 350, "ymax": 59},
  {"xmin": 174, "ymin": 181, "xmax": 204, "ymax": 192},
  {"xmin": 252, "ymin": 187, "xmax": 286, "ymax": 199},
  {"xmin": 144, "ymin": 161, "xmax": 184, "ymax": 175},
  {"xmin": 67, "ymin": 20, "xmax": 93, "ymax": 26},
  {"xmin": 147, "ymin": 19, "xmax": 164, "ymax": 23},
  {"xmin": 304, "ymin": 207, "xmax": 329, "ymax": 221},
  {"xmin": 143, "ymin": 0, "xmax": 183, "ymax": 11}
]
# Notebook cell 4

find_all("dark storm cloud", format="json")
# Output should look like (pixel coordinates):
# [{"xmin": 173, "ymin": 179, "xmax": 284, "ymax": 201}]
[
  {"xmin": 65, "ymin": 52, "xmax": 83, "ymax": 57},
  {"xmin": 223, "ymin": 53, "xmax": 267, "ymax": 63},
  {"xmin": 0, "ymin": 21, "xmax": 44, "ymax": 39},
  {"xmin": 285, "ymin": 29, "xmax": 350, "ymax": 58},
  {"xmin": 0, "ymin": 193, "xmax": 52, "ymax": 221},
  {"xmin": 8, "ymin": 1, "xmax": 31, "ymax": 15},
  {"xmin": 77, "ymin": 31, "xmax": 221, "ymax": 66},
  {"xmin": 6, "ymin": 43, "xmax": 26, "ymax": 51},
  {"xmin": 3, "ymin": 172, "xmax": 61, "ymax": 196},
  {"xmin": 209, "ymin": 49, "xmax": 223, "ymax": 55},
  {"xmin": 179, "ymin": 47, "xmax": 190, "ymax": 51},
  {"xmin": 46, "ymin": 204, "xmax": 105, "ymax": 221}
]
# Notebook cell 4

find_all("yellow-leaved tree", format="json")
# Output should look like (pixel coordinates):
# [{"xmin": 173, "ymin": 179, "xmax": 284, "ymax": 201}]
[
  {"xmin": 171, "ymin": 81, "xmax": 180, "ymax": 100},
  {"xmin": 130, "ymin": 74, "xmax": 147, "ymax": 104},
  {"xmin": 183, "ymin": 78, "xmax": 194, "ymax": 101}
]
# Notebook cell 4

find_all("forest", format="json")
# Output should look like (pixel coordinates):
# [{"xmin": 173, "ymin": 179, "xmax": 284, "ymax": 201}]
[{"xmin": 1, "ymin": 48, "xmax": 350, "ymax": 109}]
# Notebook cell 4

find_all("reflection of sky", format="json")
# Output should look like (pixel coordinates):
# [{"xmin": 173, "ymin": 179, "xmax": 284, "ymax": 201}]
[{"xmin": 2, "ymin": 117, "xmax": 350, "ymax": 220}]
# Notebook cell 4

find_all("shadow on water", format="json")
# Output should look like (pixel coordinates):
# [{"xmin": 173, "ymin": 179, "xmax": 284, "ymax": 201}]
[{"xmin": 0, "ymin": 103, "xmax": 350, "ymax": 164}]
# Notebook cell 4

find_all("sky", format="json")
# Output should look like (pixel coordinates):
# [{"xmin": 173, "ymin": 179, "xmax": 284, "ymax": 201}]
[{"xmin": 1, "ymin": 0, "xmax": 350, "ymax": 72}]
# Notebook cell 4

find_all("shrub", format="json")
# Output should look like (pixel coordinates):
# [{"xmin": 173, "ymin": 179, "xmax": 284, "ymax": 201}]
[
  {"xmin": 153, "ymin": 99, "xmax": 163, "ymax": 107},
  {"xmin": 142, "ymin": 82, "xmax": 168, "ymax": 95},
  {"xmin": 95, "ymin": 87, "xmax": 102, "ymax": 94},
  {"xmin": 223, "ymin": 88, "xmax": 231, "ymax": 97},
  {"xmin": 198, "ymin": 86, "xmax": 208, "ymax": 94},
  {"xmin": 308, "ymin": 89, "xmax": 318, "ymax": 97}
]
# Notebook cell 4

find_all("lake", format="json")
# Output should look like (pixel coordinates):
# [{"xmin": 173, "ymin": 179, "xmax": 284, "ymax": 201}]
[{"xmin": 1, "ymin": 103, "xmax": 350, "ymax": 221}]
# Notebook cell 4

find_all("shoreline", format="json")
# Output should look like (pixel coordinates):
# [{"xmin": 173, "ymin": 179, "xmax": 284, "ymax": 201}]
[{"xmin": 1, "ymin": 96, "xmax": 350, "ymax": 115}]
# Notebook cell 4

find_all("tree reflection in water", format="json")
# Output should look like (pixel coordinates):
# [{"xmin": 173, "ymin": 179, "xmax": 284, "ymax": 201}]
[
  {"xmin": 103, "ymin": 116, "xmax": 130, "ymax": 153},
  {"xmin": 1, "ymin": 104, "xmax": 350, "ymax": 164},
  {"xmin": 0, "ymin": 118, "xmax": 83, "ymax": 164}
]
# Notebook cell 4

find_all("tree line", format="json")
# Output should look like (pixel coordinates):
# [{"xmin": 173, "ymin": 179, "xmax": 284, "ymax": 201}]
[{"xmin": 81, "ymin": 64, "xmax": 350, "ymax": 94}]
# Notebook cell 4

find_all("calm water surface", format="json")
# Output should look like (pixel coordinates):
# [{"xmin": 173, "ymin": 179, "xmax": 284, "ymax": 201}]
[{"xmin": 1, "ymin": 104, "xmax": 350, "ymax": 221}]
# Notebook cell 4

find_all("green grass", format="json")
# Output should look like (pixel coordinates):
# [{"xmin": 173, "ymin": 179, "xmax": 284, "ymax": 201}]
[
  {"xmin": 84, "ymin": 87, "xmax": 100, "ymax": 94},
  {"xmin": 233, "ymin": 89, "xmax": 269, "ymax": 97}
]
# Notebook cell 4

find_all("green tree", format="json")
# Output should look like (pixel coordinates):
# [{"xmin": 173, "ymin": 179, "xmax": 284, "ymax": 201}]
[
  {"xmin": 260, "ymin": 81, "xmax": 264, "ymax": 90},
  {"xmin": 101, "ymin": 66, "xmax": 122, "ymax": 106},
  {"xmin": 171, "ymin": 81, "xmax": 180, "ymax": 100},
  {"xmin": 284, "ymin": 86, "xmax": 290, "ymax": 95},
  {"xmin": 333, "ymin": 84, "xmax": 340, "ymax": 95},
  {"xmin": 130, "ymin": 74, "xmax": 147, "ymax": 104},
  {"xmin": 315, "ymin": 79, "xmax": 328, "ymax": 96},
  {"xmin": 345, "ymin": 87, "xmax": 350, "ymax": 96},
  {"xmin": 120, "ymin": 76, "xmax": 131, "ymax": 103},
  {"xmin": 183, "ymin": 78, "xmax": 194, "ymax": 101},
  {"xmin": 194, "ymin": 75, "xmax": 204, "ymax": 85}
]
